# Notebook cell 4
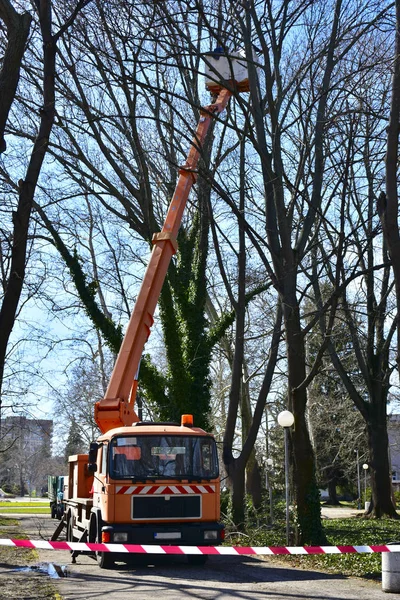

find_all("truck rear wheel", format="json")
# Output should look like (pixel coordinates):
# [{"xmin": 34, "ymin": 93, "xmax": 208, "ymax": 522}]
[
  {"xmin": 66, "ymin": 517, "xmax": 75, "ymax": 543},
  {"xmin": 66, "ymin": 510, "xmax": 79, "ymax": 542}
]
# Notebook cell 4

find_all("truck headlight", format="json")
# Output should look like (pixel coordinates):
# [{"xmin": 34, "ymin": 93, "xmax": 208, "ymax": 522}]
[
  {"xmin": 113, "ymin": 532, "xmax": 128, "ymax": 542},
  {"xmin": 204, "ymin": 530, "xmax": 218, "ymax": 540}
]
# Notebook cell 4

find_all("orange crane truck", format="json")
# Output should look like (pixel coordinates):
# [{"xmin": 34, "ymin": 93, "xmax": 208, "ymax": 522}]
[{"xmin": 62, "ymin": 52, "xmax": 250, "ymax": 568}]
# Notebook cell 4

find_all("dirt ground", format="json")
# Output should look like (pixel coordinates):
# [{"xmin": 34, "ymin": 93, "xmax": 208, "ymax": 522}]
[{"xmin": 0, "ymin": 518, "xmax": 60, "ymax": 600}]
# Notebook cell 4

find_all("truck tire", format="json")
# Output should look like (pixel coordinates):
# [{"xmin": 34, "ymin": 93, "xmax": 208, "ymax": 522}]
[
  {"xmin": 97, "ymin": 547, "xmax": 114, "ymax": 569},
  {"xmin": 93, "ymin": 514, "xmax": 114, "ymax": 569},
  {"xmin": 67, "ymin": 520, "xmax": 74, "ymax": 543},
  {"xmin": 66, "ymin": 511, "xmax": 76, "ymax": 543}
]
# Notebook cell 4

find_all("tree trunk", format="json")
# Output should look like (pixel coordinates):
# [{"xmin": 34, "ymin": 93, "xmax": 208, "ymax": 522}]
[
  {"xmin": 327, "ymin": 479, "xmax": 340, "ymax": 506},
  {"xmin": 378, "ymin": 0, "xmax": 400, "ymax": 374},
  {"xmin": 246, "ymin": 459, "xmax": 263, "ymax": 510},
  {"xmin": 366, "ymin": 412, "xmax": 399, "ymax": 518},
  {"xmin": 284, "ymin": 290, "xmax": 327, "ymax": 544},
  {"xmin": 229, "ymin": 459, "xmax": 246, "ymax": 530},
  {"xmin": 242, "ymin": 365, "xmax": 263, "ymax": 509}
]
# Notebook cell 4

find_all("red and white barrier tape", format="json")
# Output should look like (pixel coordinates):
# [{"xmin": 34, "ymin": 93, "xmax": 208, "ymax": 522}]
[{"xmin": 0, "ymin": 540, "xmax": 399, "ymax": 555}]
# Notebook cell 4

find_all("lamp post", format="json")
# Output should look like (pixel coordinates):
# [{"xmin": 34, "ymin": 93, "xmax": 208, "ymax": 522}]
[
  {"xmin": 266, "ymin": 458, "xmax": 274, "ymax": 524},
  {"xmin": 362, "ymin": 463, "xmax": 368, "ymax": 508},
  {"xmin": 355, "ymin": 449, "xmax": 361, "ymax": 509},
  {"xmin": 278, "ymin": 410, "xmax": 294, "ymax": 545}
]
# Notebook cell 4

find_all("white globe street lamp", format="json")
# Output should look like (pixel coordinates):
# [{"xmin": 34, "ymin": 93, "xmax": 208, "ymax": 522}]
[
  {"xmin": 277, "ymin": 410, "xmax": 294, "ymax": 544},
  {"xmin": 277, "ymin": 410, "xmax": 295, "ymax": 428}
]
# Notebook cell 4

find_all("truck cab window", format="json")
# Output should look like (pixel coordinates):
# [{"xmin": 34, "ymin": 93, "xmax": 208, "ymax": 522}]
[
  {"xmin": 101, "ymin": 444, "xmax": 107, "ymax": 474},
  {"xmin": 109, "ymin": 435, "xmax": 218, "ymax": 480}
]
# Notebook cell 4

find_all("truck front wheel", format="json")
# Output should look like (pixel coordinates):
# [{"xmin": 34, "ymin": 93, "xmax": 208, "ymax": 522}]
[
  {"xmin": 97, "ymin": 548, "xmax": 114, "ymax": 569},
  {"xmin": 93, "ymin": 515, "xmax": 114, "ymax": 569}
]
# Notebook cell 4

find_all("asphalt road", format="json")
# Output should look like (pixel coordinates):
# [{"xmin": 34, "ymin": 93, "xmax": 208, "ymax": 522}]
[{"xmin": 1, "ymin": 513, "xmax": 397, "ymax": 600}]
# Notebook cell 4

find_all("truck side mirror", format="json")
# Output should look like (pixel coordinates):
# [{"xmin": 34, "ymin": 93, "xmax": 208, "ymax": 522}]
[{"xmin": 88, "ymin": 441, "xmax": 99, "ymax": 471}]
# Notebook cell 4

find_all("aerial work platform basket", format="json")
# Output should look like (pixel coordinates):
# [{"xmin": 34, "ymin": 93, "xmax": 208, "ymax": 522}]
[{"xmin": 204, "ymin": 49, "xmax": 251, "ymax": 93}]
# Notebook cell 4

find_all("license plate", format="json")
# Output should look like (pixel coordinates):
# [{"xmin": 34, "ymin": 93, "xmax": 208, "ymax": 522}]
[{"xmin": 154, "ymin": 532, "xmax": 182, "ymax": 540}]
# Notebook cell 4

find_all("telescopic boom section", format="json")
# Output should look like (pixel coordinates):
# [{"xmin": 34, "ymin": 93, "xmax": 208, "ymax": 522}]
[{"xmin": 95, "ymin": 87, "xmax": 232, "ymax": 433}]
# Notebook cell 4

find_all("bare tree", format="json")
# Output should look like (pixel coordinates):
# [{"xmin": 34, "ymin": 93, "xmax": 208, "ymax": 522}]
[
  {"xmin": 210, "ymin": 0, "xmax": 396, "ymax": 540},
  {"xmin": 0, "ymin": 0, "xmax": 91, "ymax": 423},
  {"xmin": 0, "ymin": 0, "xmax": 31, "ymax": 153},
  {"xmin": 379, "ymin": 0, "xmax": 400, "ymax": 373},
  {"xmin": 305, "ymin": 19, "xmax": 398, "ymax": 518},
  {"xmin": 11, "ymin": 0, "xmax": 258, "ymax": 433}
]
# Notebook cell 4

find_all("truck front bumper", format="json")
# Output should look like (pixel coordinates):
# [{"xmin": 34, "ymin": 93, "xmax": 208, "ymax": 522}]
[{"xmin": 101, "ymin": 521, "xmax": 225, "ymax": 546}]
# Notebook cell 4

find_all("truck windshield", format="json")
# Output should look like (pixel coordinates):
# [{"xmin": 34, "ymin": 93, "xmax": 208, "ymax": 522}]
[{"xmin": 109, "ymin": 435, "xmax": 219, "ymax": 480}]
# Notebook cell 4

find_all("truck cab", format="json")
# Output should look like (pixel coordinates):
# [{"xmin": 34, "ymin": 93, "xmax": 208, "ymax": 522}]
[{"xmin": 65, "ymin": 417, "xmax": 224, "ymax": 567}]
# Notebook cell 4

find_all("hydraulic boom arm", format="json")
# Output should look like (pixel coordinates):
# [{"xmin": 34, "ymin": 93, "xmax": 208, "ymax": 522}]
[{"xmin": 95, "ymin": 87, "xmax": 232, "ymax": 433}]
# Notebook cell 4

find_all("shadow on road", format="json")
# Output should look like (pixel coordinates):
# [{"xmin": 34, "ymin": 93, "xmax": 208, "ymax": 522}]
[
  {"xmin": 52, "ymin": 555, "xmax": 364, "ymax": 600},
  {"xmin": 110, "ymin": 554, "xmax": 346, "ymax": 582},
  {"xmin": 64, "ymin": 553, "xmax": 347, "ymax": 585}
]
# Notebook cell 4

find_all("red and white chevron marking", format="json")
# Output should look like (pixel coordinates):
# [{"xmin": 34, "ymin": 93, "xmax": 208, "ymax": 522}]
[
  {"xmin": 115, "ymin": 484, "xmax": 216, "ymax": 495},
  {"xmin": 1, "ymin": 540, "xmax": 399, "ymax": 555}
]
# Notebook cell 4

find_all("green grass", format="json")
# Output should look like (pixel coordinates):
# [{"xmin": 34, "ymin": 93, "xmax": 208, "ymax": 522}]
[
  {"xmin": 0, "ymin": 517, "xmax": 40, "ymax": 565},
  {"xmin": 0, "ymin": 507, "xmax": 50, "ymax": 514},
  {"xmin": 0, "ymin": 502, "xmax": 50, "ymax": 514},
  {"xmin": 228, "ymin": 516, "xmax": 400, "ymax": 579},
  {"xmin": 0, "ymin": 501, "xmax": 49, "ymax": 507},
  {"xmin": 317, "ymin": 518, "xmax": 400, "ymax": 578},
  {"xmin": 0, "ymin": 516, "xmax": 19, "ymax": 526}
]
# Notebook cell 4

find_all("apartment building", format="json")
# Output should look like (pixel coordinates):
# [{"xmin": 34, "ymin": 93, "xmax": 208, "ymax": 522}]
[
  {"xmin": 2, "ymin": 415, "xmax": 53, "ymax": 453},
  {"xmin": 388, "ymin": 414, "xmax": 400, "ymax": 487}
]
